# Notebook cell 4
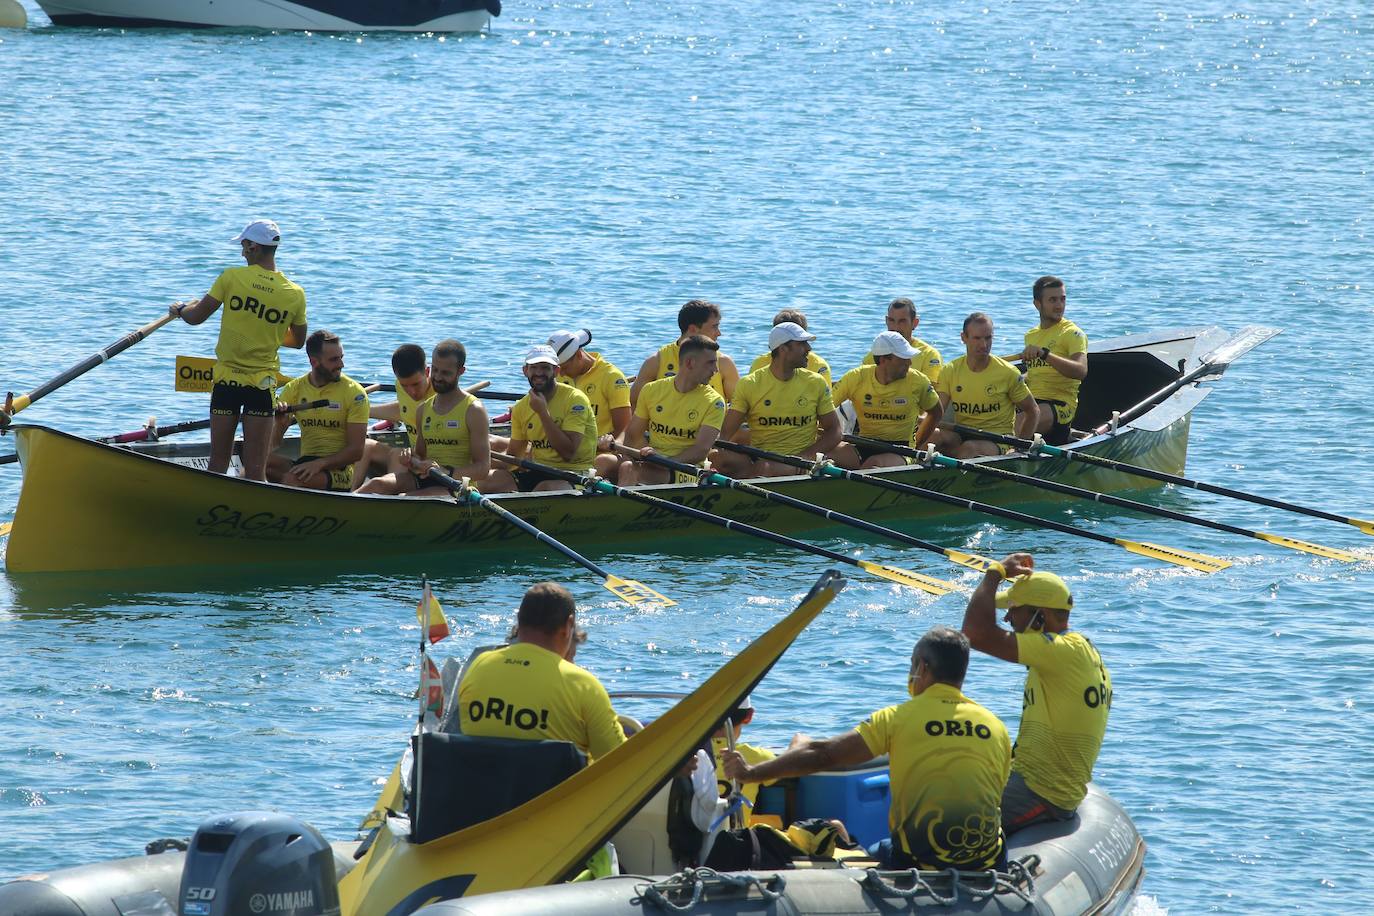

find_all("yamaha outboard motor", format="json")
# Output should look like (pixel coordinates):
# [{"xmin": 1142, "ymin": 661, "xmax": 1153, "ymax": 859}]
[{"xmin": 179, "ymin": 812, "xmax": 339, "ymax": 916}]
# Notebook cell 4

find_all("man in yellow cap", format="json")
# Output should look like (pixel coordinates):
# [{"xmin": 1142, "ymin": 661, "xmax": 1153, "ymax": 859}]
[{"xmin": 961, "ymin": 553, "xmax": 1113, "ymax": 834}]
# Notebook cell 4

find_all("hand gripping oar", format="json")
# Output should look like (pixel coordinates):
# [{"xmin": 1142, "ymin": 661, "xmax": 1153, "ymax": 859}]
[
  {"xmin": 493, "ymin": 453, "xmax": 960, "ymax": 595},
  {"xmin": 715, "ymin": 440, "xmax": 1231, "ymax": 574},
  {"xmin": 847, "ymin": 434, "xmax": 1366, "ymax": 564},
  {"xmin": 1, "ymin": 313, "xmax": 177, "ymax": 429},
  {"xmin": 626, "ymin": 447, "xmax": 1000, "ymax": 574},
  {"xmin": 950, "ymin": 426, "xmax": 1374, "ymax": 543},
  {"xmin": 423, "ymin": 467, "xmax": 672, "ymax": 607}
]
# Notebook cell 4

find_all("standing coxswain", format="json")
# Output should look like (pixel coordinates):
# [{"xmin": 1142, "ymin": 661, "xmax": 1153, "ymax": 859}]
[{"xmin": 169, "ymin": 219, "xmax": 307, "ymax": 481}]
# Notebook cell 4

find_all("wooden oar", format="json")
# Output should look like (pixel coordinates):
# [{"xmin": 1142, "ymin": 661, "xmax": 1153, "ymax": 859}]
[
  {"xmin": 950, "ymin": 425, "xmax": 1374, "ymax": 541},
  {"xmin": 0, "ymin": 522, "xmax": 11, "ymax": 538},
  {"xmin": 714, "ymin": 440, "xmax": 1231, "ymax": 574},
  {"xmin": 424, "ymin": 468, "xmax": 672, "ymax": 607},
  {"xmin": 624, "ymin": 446, "xmax": 999, "ymax": 574},
  {"xmin": 492, "ymin": 453, "xmax": 961, "ymax": 596},
  {"xmin": 2, "ymin": 313, "xmax": 176, "ymax": 428},
  {"xmin": 847, "ymin": 434, "xmax": 1366, "ymax": 564}
]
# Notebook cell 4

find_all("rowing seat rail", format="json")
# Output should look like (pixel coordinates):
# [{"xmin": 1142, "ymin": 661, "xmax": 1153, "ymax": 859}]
[{"xmin": 408, "ymin": 732, "xmax": 586, "ymax": 844}]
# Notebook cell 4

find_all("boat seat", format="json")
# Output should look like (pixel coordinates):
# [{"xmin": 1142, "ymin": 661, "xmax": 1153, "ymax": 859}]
[{"xmin": 408, "ymin": 732, "xmax": 586, "ymax": 844}]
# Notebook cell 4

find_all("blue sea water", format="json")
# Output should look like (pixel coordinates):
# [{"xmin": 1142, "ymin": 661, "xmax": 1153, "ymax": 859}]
[{"xmin": 1, "ymin": 0, "xmax": 1372, "ymax": 910}]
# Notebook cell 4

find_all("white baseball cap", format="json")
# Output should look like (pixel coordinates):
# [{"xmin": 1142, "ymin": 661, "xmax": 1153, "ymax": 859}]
[
  {"xmin": 524, "ymin": 344, "xmax": 560, "ymax": 366},
  {"xmin": 768, "ymin": 321, "xmax": 816, "ymax": 350},
  {"xmin": 548, "ymin": 328, "xmax": 593, "ymax": 363},
  {"xmin": 871, "ymin": 331, "xmax": 918, "ymax": 359},
  {"xmin": 233, "ymin": 219, "xmax": 282, "ymax": 247}
]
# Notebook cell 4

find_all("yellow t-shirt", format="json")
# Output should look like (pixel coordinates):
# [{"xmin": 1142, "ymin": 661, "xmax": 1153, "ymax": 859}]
[
  {"xmin": 458, "ymin": 642, "xmax": 626, "ymax": 761},
  {"xmin": 1023, "ymin": 319, "xmax": 1088, "ymax": 424},
  {"xmin": 832, "ymin": 364, "xmax": 939, "ymax": 443},
  {"xmin": 558, "ymin": 353, "xmax": 631, "ymax": 437},
  {"xmin": 655, "ymin": 340, "xmax": 726, "ymax": 398},
  {"xmin": 634, "ymin": 378, "xmax": 726, "ymax": 458},
  {"xmin": 208, "ymin": 265, "xmax": 307, "ymax": 388},
  {"xmin": 935, "ymin": 356, "xmax": 1032, "ymax": 434},
  {"xmin": 278, "ymin": 373, "xmax": 370, "ymax": 489},
  {"xmin": 856, "ymin": 683, "xmax": 1011, "ymax": 871},
  {"xmin": 728, "ymin": 367, "xmax": 836, "ymax": 456},
  {"xmin": 418, "ymin": 391, "xmax": 481, "ymax": 470},
  {"xmin": 1012, "ymin": 630, "xmax": 1111, "ymax": 811},
  {"xmin": 862, "ymin": 337, "xmax": 943, "ymax": 384},
  {"xmin": 395, "ymin": 378, "xmax": 436, "ymax": 447},
  {"xmin": 511, "ymin": 385, "xmax": 599, "ymax": 471},
  {"xmin": 749, "ymin": 351, "xmax": 832, "ymax": 386},
  {"xmin": 710, "ymin": 740, "xmax": 777, "ymax": 808}
]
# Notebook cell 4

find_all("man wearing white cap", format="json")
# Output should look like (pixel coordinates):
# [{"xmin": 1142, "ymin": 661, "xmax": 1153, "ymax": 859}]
[
  {"xmin": 962, "ymin": 552, "xmax": 1113, "ymax": 834},
  {"xmin": 714, "ymin": 322, "xmax": 840, "ymax": 478},
  {"xmin": 548, "ymin": 328, "xmax": 631, "ymax": 481},
  {"xmin": 169, "ymin": 219, "xmax": 308, "ymax": 481},
  {"xmin": 483, "ymin": 344, "xmax": 598, "ymax": 493},
  {"xmin": 828, "ymin": 331, "xmax": 942, "ymax": 470}
]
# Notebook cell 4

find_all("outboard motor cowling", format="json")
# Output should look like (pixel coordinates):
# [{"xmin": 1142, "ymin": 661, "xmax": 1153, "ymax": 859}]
[{"xmin": 179, "ymin": 813, "xmax": 339, "ymax": 916}]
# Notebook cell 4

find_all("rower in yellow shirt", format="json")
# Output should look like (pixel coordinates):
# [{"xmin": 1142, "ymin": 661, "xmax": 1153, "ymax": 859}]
[
  {"xmin": 829, "ymin": 331, "xmax": 942, "ymax": 470},
  {"xmin": 619, "ymin": 335, "xmax": 726, "ymax": 485},
  {"xmin": 628, "ymin": 299, "xmax": 741, "ymax": 405},
  {"xmin": 169, "ymin": 219, "xmax": 307, "ymax": 481},
  {"xmin": 747, "ymin": 309, "xmax": 831, "ymax": 385},
  {"xmin": 715, "ymin": 322, "xmax": 840, "ymax": 478},
  {"xmin": 356, "ymin": 340, "xmax": 490, "ymax": 497},
  {"xmin": 352, "ymin": 343, "xmax": 435, "ymax": 489},
  {"xmin": 549, "ymin": 328, "xmax": 632, "ymax": 481},
  {"xmin": 860, "ymin": 298, "xmax": 943, "ymax": 384},
  {"xmin": 932, "ymin": 312, "xmax": 1039, "ymax": 459},
  {"xmin": 268, "ymin": 330, "xmax": 369, "ymax": 491},
  {"xmin": 484, "ymin": 345, "xmax": 599, "ymax": 493},
  {"xmin": 1017, "ymin": 276, "xmax": 1088, "ymax": 445}
]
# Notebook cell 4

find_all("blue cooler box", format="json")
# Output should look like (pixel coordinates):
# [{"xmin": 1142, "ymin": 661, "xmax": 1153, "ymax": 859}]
[{"xmin": 755, "ymin": 759, "xmax": 892, "ymax": 848}]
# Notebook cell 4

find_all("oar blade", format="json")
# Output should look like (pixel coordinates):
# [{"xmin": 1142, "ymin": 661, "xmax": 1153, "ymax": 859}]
[
  {"xmin": 0, "ymin": 521, "xmax": 11, "ymax": 538},
  {"xmin": 1120, "ymin": 540, "xmax": 1232, "ymax": 573},
  {"xmin": 1352, "ymin": 518, "xmax": 1374, "ymax": 538},
  {"xmin": 603, "ymin": 574, "xmax": 676, "ymax": 607},
  {"xmin": 1253, "ymin": 532, "xmax": 1369, "ymax": 564},
  {"xmin": 857, "ymin": 560, "xmax": 958, "ymax": 596},
  {"xmin": 945, "ymin": 549, "xmax": 1002, "ymax": 574}
]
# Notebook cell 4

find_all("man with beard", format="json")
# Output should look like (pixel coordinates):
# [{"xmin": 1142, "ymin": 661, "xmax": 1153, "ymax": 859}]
[
  {"xmin": 268, "ymin": 330, "xmax": 369, "ymax": 491},
  {"xmin": 862, "ymin": 297, "xmax": 943, "ymax": 384},
  {"xmin": 483, "ymin": 344, "xmax": 599, "ymax": 493},
  {"xmin": 828, "ymin": 331, "xmax": 942, "ymax": 469},
  {"xmin": 1018, "ymin": 276, "xmax": 1088, "ymax": 445},
  {"xmin": 357, "ymin": 340, "xmax": 490, "ymax": 496}
]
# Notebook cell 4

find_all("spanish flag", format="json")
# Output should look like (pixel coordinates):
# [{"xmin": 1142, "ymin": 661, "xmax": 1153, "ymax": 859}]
[{"xmin": 416, "ymin": 586, "xmax": 451, "ymax": 644}]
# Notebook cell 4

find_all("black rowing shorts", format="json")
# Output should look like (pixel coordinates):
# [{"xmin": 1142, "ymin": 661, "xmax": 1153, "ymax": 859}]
[{"xmin": 210, "ymin": 381, "xmax": 275, "ymax": 418}]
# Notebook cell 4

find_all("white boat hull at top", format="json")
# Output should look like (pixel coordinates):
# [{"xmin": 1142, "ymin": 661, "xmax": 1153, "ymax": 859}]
[{"xmin": 36, "ymin": 0, "xmax": 500, "ymax": 31}]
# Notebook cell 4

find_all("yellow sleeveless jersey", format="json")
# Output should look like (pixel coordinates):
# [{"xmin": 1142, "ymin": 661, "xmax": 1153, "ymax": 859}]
[
  {"xmin": 749, "ymin": 351, "xmax": 832, "ymax": 385},
  {"xmin": 862, "ymin": 336, "xmax": 943, "ymax": 384},
  {"xmin": 1012, "ymin": 630, "xmax": 1111, "ymax": 811},
  {"xmin": 279, "ymin": 373, "xmax": 370, "ymax": 488},
  {"xmin": 710, "ymin": 739, "xmax": 777, "ymax": 807},
  {"xmin": 935, "ymin": 356, "xmax": 1031, "ymax": 434},
  {"xmin": 558, "ymin": 352, "xmax": 630, "ymax": 436},
  {"xmin": 856, "ymin": 683, "xmax": 1011, "ymax": 871},
  {"xmin": 728, "ymin": 367, "xmax": 835, "ymax": 456},
  {"xmin": 418, "ymin": 391, "xmax": 480, "ymax": 470},
  {"xmin": 1023, "ymin": 319, "xmax": 1088, "ymax": 423},
  {"xmin": 832, "ymin": 364, "xmax": 938, "ymax": 442},
  {"xmin": 394, "ymin": 378, "xmax": 436, "ymax": 446},
  {"xmin": 634, "ymin": 378, "xmax": 726, "ymax": 458},
  {"xmin": 458, "ymin": 642, "xmax": 626, "ymax": 761},
  {"xmin": 511, "ymin": 385, "xmax": 599, "ymax": 471},
  {"xmin": 655, "ymin": 340, "xmax": 726, "ymax": 397},
  {"xmin": 208, "ymin": 265, "xmax": 307, "ymax": 388}
]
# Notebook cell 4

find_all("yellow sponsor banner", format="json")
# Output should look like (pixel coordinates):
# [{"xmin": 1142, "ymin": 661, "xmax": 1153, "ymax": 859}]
[{"xmin": 175, "ymin": 356, "xmax": 291, "ymax": 392}]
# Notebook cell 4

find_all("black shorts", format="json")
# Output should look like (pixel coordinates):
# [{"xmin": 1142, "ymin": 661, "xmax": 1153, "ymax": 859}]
[
  {"xmin": 293, "ymin": 455, "xmax": 353, "ymax": 492},
  {"xmin": 513, "ymin": 467, "xmax": 573, "ymax": 492},
  {"xmin": 1038, "ymin": 400, "xmax": 1073, "ymax": 446},
  {"xmin": 853, "ymin": 439, "xmax": 911, "ymax": 463},
  {"xmin": 210, "ymin": 381, "xmax": 275, "ymax": 418}
]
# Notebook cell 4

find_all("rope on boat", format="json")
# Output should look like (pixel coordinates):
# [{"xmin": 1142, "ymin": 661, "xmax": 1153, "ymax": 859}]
[
  {"xmin": 145, "ymin": 837, "xmax": 189, "ymax": 855},
  {"xmin": 859, "ymin": 856, "xmax": 1037, "ymax": 907},
  {"xmin": 638, "ymin": 867, "xmax": 786, "ymax": 912}
]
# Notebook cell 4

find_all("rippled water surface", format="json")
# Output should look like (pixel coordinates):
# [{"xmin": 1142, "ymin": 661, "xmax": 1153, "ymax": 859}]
[{"xmin": 1, "ymin": 1, "xmax": 1372, "ymax": 910}]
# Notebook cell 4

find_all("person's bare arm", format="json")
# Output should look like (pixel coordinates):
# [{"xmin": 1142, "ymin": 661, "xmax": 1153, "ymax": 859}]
[
  {"xmin": 722, "ymin": 730, "xmax": 872, "ymax": 784},
  {"xmin": 1014, "ymin": 395, "xmax": 1039, "ymax": 439}
]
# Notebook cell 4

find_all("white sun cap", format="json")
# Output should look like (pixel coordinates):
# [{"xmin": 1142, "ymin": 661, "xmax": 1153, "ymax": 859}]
[
  {"xmin": 871, "ymin": 330, "xmax": 918, "ymax": 359},
  {"xmin": 548, "ymin": 328, "xmax": 593, "ymax": 363},
  {"xmin": 524, "ymin": 344, "xmax": 560, "ymax": 366},
  {"xmin": 232, "ymin": 219, "xmax": 282, "ymax": 247},
  {"xmin": 768, "ymin": 321, "xmax": 816, "ymax": 350}
]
